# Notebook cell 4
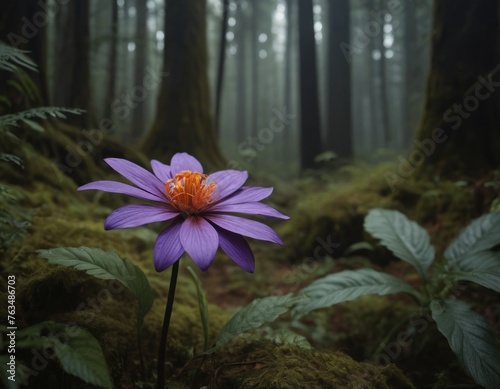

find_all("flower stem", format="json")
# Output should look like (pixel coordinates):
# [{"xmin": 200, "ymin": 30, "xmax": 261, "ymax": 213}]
[{"xmin": 157, "ymin": 260, "xmax": 179, "ymax": 389}]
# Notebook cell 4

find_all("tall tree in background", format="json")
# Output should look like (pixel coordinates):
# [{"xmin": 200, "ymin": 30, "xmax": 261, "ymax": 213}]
[
  {"xmin": 403, "ymin": 0, "xmax": 418, "ymax": 147},
  {"xmin": 235, "ymin": 1, "xmax": 248, "ymax": 142},
  {"xmin": 131, "ymin": 0, "xmax": 147, "ymax": 141},
  {"xmin": 52, "ymin": 0, "xmax": 92, "ymax": 127},
  {"xmin": 298, "ymin": 0, "xmax": 322, "ymax": 169},
  {"xmin": 143, "ymin": 0, "xmax": 225, "ymax": 170},
  {"xmin": 215, "ymin": 0, "xmax": 229, "ymax": 133},
  {"xmin": 326, "ymin": 0, "xmax": 352, "ymax": 157},
  {"xmin": 283, "ymin": 0, "xmax": 294, "ymax": 164},
  {"xmin": 104, "ymin": 0, "xmax": 119, "ymax": 121},
  {"xmin": 414, "ymin": 0, "xmax": 500, "ymax": 179}
]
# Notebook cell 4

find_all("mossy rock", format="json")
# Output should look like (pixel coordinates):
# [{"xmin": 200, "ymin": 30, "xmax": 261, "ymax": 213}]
[{"xmin": 204, "ymin": 342, "xmax": 415, "ymax": 389}]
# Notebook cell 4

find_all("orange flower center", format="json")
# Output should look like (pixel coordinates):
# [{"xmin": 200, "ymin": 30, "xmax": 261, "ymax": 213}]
[{"xmin": 165, "ymin": 170, "xmax": 216, "ymax": 214}]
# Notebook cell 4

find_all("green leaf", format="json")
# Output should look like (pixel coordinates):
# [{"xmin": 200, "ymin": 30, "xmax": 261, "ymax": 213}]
[
  {"xmin": 364, "ymin": 208, "xmax": 435, "ymax": 278},
  {"xmin": 343, "ymin": 241, "xmax": 375, "ymax": 256},
  {"xmin": 293, "ymin": 269, "xmax": 421, "ymax": 317},
  {"xmin": 431, "ymin": 299, "xmax": 500, "ymax": 389},
  {"xmin": 449, "ymin": 251, "xmax": 500, "ymax": 294},
  {"xmin": 206, "ymin": 294, "xmax": 300, "ymax": 354},
  {"xmin": 37, "ymin": 247, "xmax": 153, "ymax": 332},
  {"xmin": 54, "ymin": 327, "xmax": 114, "ymax": 389},
  {"xmin": 14, "ymin": 321, "xmax": 113, "ymax": 388},
  {"xmin": 444, "ymin": 211, "xmax": 500, "ymax": 268},
  {"xmin": 0, "ymin": 107, "xmax": 84, "ymax": 130},
  {"xmin": 21, "ymin": 118, "xmax": 44, "ymax": 132},
  {"xmin": 187, "ymin": 266, "xmax": 210, "ymax": 352},
  {"xmin": 0, "ymin": 42, "xmax": 38, "ymax": 72},
  {"xmin": 0, "ymin": 153, "xmax": 23, "ymax": 167}
]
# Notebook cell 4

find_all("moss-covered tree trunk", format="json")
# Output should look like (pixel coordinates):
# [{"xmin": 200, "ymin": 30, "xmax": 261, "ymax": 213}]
[
  {"xmin": 142, "ymin": 0, "xmax": 225, "ymax": 171},
  {"xmin": 414, "ymin": 0, "xmax": 500, "ymax": 180}
]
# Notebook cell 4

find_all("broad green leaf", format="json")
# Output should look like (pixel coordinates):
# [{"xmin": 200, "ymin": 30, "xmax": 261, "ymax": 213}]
[
  {"xmin": 14, "ymin": 321, "xmax": 113, "ymax": 388},
  {"xmin": 431, "ymin": 299, "xmax": 500, "ymax": 389},
  {"xmin": 448, "ymin": 249, "xmax": 500, "ymax": 273},
  {"xmin": 54, "ymin": 327, "xmax": 113, "ymax": 389},
  {"xmin": 449, "ymin": 250, "xmax": 500, "ymax": 294},
  {"xmin": 364, "ymin": 209, "xmax": 435, "ymax": 278},
  {"xmin": 37, "ymin": 247, "xmax": 153, "ymax": 332},
  {"xmin": 187, "ymin": 266, "xmax": 210, "ymax": 352},
  {"xmin": 444, "ymin": 211, "xmax": 500, "ymax": 267},
  {"xmin": 453, "ymin": 270, "xmax": 500, "ymax": 294},
  {"xmin": 293, "ymin": 269, "xmax": 421, "ymax": 317},
  {"xmin": 206, "ymin": 294, "xmax": 300, "ymax": 354}
]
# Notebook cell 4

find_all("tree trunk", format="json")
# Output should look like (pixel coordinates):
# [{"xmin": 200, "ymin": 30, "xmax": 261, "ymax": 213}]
[
  {"xmin": 283, "ymin": 0, "xmax": 293, "ymax": 165},
  {"xmin": 403, "ymin": 0, "xmax": 417, "ymax": 148},
  {"xmin": 215, "ymin": 0, "xmax": 229, "ymax": 134},
  {"xmin": 104, "ymin": 0, "xmax": 119, "ymax": 121},
  {"xmin": 131, "ymin": 0, "xmax": 147, "ymax": 141},
  {"xmin": 326, "ymin": 0, "xmax": 352, "ymax": 157},
  {"xmin": 142, "ymin": 0, "xmax": 225, "ymax": 171},
  {"xmin": 298, "ymin": 0, "xmax": 322, "ymax": 169},
  {"xmin": 414, "ymin": 0, "xmax": 500, "ymax": 180},
  {"xmin": 250, "ymin": 1, "xmax": 259, "ymax": 138},
  {"xmin": 51, "ymin": 0, "xmax": 92, "ymax": 127},
  {"xmin": 236, "ymin": 1, "xmax": 248, "ymax": 142}
]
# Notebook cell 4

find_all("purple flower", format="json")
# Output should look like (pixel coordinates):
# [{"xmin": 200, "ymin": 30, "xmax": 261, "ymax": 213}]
[{"xmin": 78, "ymin": 153, "xmax": 288, "ymax": 272}]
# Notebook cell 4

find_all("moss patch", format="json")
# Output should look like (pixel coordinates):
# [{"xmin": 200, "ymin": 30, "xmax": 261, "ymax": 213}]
[{"xmin": 204, "ymin": 342, "xmax": 415, "ymax": 389}]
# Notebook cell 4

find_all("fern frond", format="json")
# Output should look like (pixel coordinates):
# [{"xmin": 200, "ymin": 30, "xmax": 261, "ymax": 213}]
[
  {"xmin": 0, "ymin": 107, "xmax": 85, "ymax": 132},
  {"xmin": 0, "ymin": 41, "xmax": 37, "ymax": 72}
]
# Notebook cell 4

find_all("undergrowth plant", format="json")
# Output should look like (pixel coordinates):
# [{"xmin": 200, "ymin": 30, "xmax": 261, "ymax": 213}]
[
  {"xmin": 0, "ymin": 41, "xmax": 82, "ymax": 255},
  {"xmin": 290, "ymin": 209, "xmax": 500, "ymax": 389}
]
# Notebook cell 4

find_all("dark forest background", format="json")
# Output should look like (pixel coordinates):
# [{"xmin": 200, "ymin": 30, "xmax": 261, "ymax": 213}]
[{"xmin": 1, "ymin": 0, "xmax": 437, "ymax": 178}]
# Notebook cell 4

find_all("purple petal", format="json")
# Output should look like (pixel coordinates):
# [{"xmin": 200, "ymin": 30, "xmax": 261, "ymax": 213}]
[
  {"xmin": 151, "ymin": 160, "xmax": 172, "ymax": 182},
  {"xmin": 214, "ymin": 186, "xmax": 273, "ymax": 205},
  {"xmin": 154, "ymin": 219, "xmax": 184, "ymax": 272},
  {"xmin": 179, "ymin": 216, "xmax": 218, "ymax": 271},
  {"xmin": 104, "ymin": 204, "xmax": 179, "ymax": 230},
  {"xmin": 215, "ymin": 226, "xmax": 255, "ymax": 272},
  {"xmin": 104, "ymin": 158, "xmax": 166, "ymax": 200},
  {"xmin": 78, "ymin": 180, "xmax": 165, "ymax": 202},
  {"xmin": 170, "ymin": 153, "xmax": 203, "ymax": 175},
  {"xmin": 207, "ymin": 170, "xmax": 248, "ymax": 202},
  {"xmin": 205, "ymin": 214, "xmax": 283, "ymax": 245},
  {"xmin": 208, "ymin": 202, "xmax": 289, "ymax": 219}
]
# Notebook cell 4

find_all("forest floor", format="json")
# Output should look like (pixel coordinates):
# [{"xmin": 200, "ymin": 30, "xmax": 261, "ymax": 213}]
[{"xmin": 1, "ymin": 150, "xmax": 499, "ymax": 389}]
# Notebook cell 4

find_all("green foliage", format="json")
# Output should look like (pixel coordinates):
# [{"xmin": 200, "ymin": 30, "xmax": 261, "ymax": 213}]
[
  {"xmin": 206, "ymin": 294, "xmax": 301, "ymax": 354},
  {"xmin": 2, "ymin": 321, "xmax": 113, "ymax": 388},
  {"xmin": 0, "ymin": 42, "xmax": 37, "ymax": 73},
  {"xmin": 37, "ymin": 247, "xmax": 154, "ymax": 334},
  {"xmin": 295, "ymin": 209, "xmax": 500, "ymax": 389},
  {"xmin": 0, "ymin": 185, "xmax": 30, "ymax": 255},
  {"xmin": 364, "ymin": 208, "xmax": 435, "ymax": 278},
  {"xmin": 0, "ymin": 106, "xmax": 84, "ymax": 135},
  {"xmin": 293, "ymin": 269, "xmax": 421, "ymax": 317},
  {"xmin": 431, "ymin": 299, "xmax": 500, "ymax": 389},
  {"xmin": 0, "ymin": 41, "xmax": 84, "ymax": 167},
  {"xmin": 444, "ymin": 211, "xmax": 500, "ymax": 268}
]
